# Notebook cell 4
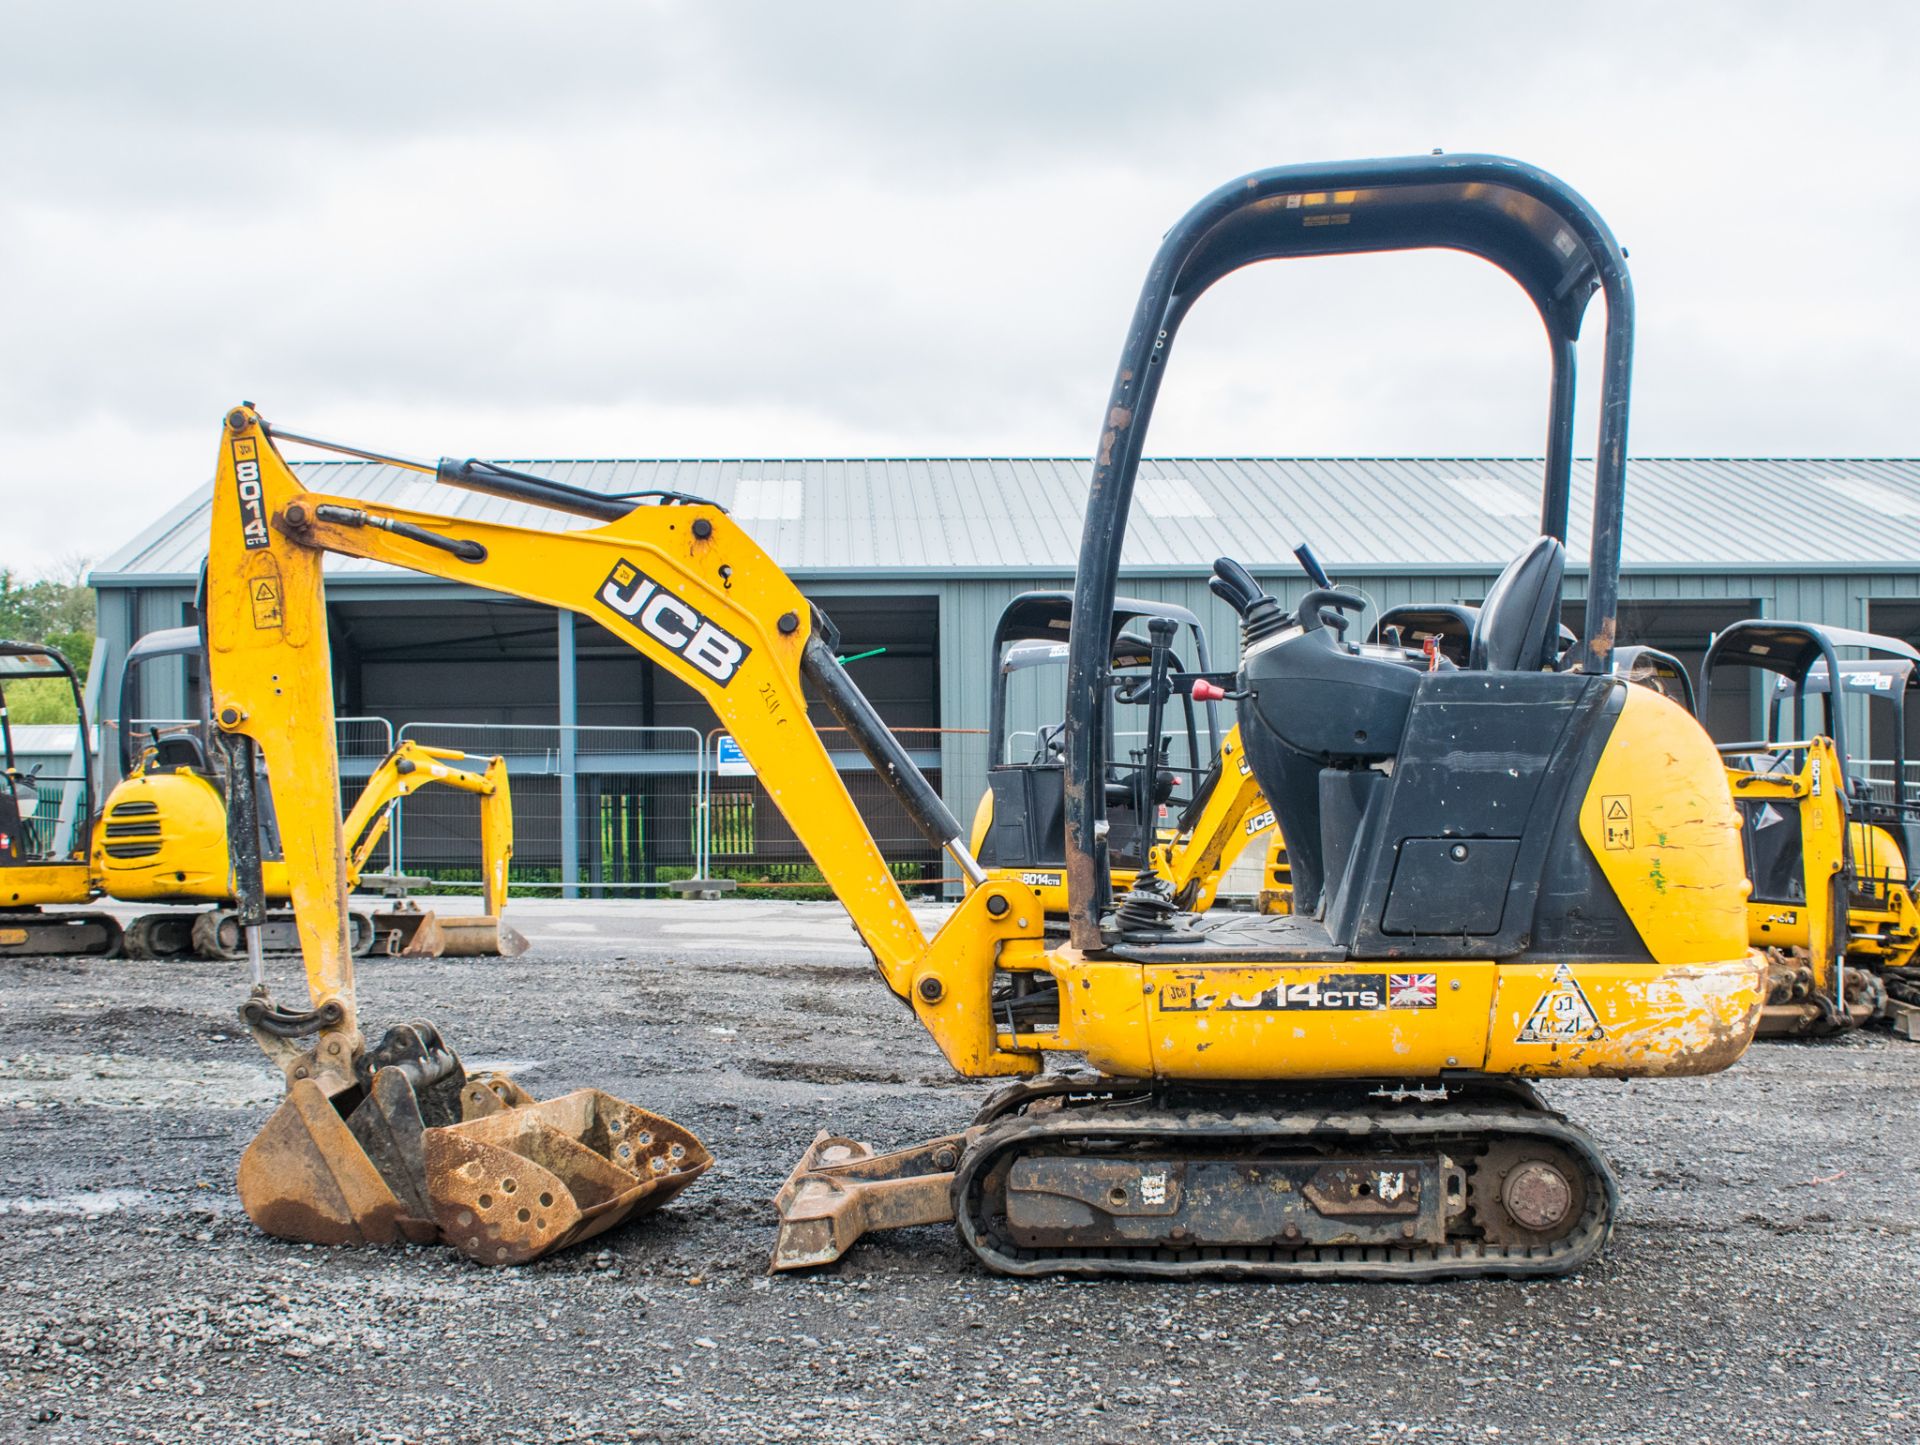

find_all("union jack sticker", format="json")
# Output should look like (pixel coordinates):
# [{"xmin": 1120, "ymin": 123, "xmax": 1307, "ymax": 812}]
[{"xmin": 1388, "ymin": 973, "xmax": 1438, "ymax": 1009}]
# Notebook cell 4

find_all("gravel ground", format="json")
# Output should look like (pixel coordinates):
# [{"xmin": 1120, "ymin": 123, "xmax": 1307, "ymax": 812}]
[{"xmin": 2, "ymin": 898, "xmax": 1917, "ymax": 1444}]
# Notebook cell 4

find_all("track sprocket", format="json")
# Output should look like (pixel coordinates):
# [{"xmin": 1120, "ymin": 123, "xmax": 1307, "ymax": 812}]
[{"xmin": 1468, "ymin": 1137, "xmax": 1590, "ymax": 1249}]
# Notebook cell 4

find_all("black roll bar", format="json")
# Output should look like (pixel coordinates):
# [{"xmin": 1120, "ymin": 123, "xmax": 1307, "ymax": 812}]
[
  {"xmin": 1702, "ymin": 620, "xmax": 1920, "ymax": 810},
  {"xmin": 0, "ymin": 639, "xmax": 97, "ymax": 843},
  {"xmin": 1063, "ymin": 153, "xmax": 1637, "ymax": 947}
]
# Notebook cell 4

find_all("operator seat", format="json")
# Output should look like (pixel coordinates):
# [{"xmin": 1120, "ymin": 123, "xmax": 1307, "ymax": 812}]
[
  {"xmin": 0, "ymin": 782, "xmax": 23, "ymax": 861},
  {"xmin": 150, "ymin": 730, "xmax": 210, "ymax": 773},
  {"xmin": 1469, "ymin": 536, "xmax": 1566, "ymax": 672}
]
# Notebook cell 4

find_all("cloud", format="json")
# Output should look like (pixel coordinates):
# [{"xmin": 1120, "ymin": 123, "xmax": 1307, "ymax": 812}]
[{"xmin": 1, "ymin": 1, "xmax": 1916, "ymax": 563}]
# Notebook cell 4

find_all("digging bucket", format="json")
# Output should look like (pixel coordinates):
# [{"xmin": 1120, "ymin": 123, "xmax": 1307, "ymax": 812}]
[{"xmin": 236, "ymin": 1024, "xmax": 707, "ymax": 1264}]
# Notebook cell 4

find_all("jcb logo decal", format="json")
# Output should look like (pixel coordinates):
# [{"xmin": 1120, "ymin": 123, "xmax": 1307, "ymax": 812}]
[
  {"xmin": 598, "ymin": 559, "xmax": 751, "ymax": 685},
  {"xmin": 231, "ymin": 438, "xmax": 270, "ymax": 550},
  {"xmin": 1245, "ymin": 808, "xmax": 1275, "ymax": 835}
]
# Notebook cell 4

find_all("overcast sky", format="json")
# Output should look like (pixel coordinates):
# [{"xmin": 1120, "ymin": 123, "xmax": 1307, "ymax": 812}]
[{"xmin": 2, "ymin": 1, "xmax": 1915, "ymax": 569}]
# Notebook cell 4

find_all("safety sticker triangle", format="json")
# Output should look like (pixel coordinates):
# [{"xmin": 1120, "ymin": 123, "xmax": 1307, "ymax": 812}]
[{"xmin": 1515, "ymin": 963, "xmax": 1607, "ymax": 1043}]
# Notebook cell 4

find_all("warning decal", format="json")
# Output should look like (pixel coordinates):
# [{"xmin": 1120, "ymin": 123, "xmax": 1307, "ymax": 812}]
[
  {"xmin": 1515, "ymin": 964, "xmax": 1607, "ymax": 1044},
  {"xmin": 250, "ymin": 576, "xmax": 283, "ymax": 630},
  {"xmin": 1600, "ymin": 794, "xmax": 1633, "ymax": 850}
]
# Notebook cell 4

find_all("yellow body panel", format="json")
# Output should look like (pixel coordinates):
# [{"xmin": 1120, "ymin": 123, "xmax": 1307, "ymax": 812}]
[
  {"xmin": 1724, "ymin": 739, "xmax": 1847, "ymax": 986},
  {"xmin": 1136, "ymin": 961, "xmax": 1496, "ymax": 1079},
  {"xmin": 1, "ymin": 860, "xmax": 95, "ymax": 908},
  {"xmin": 1580, "ymin": 685, "xmax": 1751, "ymax": 967},
  {"xmin": 1008, "ymin": 953, "xmax": 1764, "ymax": 1082},
  {"xmin": 1846, "ymin": 822, "xmax": 1920, "ymax": 969},
  {"xmin": 93, "ymin": 770, "xmax": 234, "ymax": 899},
  {"xmin": 1481, "ymin": 959, "xmax": 1764, "ymax": 1077}
]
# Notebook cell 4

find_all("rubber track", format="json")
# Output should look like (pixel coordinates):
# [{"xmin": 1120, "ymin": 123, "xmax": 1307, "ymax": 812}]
[
  {"xmin": 0, "ymin": 910, "xmax": 124, "ymax": 958},
  {"xmin": 952, "ymin": 1091, "xmax": 1617, "ymax": 1282}
]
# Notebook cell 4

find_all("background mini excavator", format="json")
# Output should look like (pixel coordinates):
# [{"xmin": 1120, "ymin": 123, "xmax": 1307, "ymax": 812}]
[
  {"xmin": 969, "ymin": 590, "xmax": 1277, "ymax": 919},
  {"xmin": 1699, "ymin": 620, "xmax": 1920, "ymax": 1036},
  {"xmin": 1, "ymin": 629, "xmax": 523, "ymax": 959}
]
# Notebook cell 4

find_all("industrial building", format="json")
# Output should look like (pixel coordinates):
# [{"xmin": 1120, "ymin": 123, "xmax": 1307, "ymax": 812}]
[{"xmin": 91, "ymin": 453, "xmax": 1920, "ymax": 889}]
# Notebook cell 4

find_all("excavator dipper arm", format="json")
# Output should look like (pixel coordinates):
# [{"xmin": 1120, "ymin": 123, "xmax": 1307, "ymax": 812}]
[{"xmin": 340, "ymin": 741, "xmax": 502, "ymax": 885}]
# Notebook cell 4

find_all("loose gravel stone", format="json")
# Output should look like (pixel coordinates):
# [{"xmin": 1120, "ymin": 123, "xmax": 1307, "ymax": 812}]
[{"xmin": 0, "ymin": 898, "xmax": 1914, "ymax": 1443}]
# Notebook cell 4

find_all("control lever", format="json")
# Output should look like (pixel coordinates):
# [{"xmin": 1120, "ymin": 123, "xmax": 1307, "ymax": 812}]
[
  {"xmin": 1299, "ymin": 587, "xmax": 1367, "ymax": 635},
  {"xmin": 1293, "ymin": 541, "xmax": 1334, "ymax": 590},
  {"xmin": 1210, "ymin": 557, "xmax": 1263, "ymax": 615},
  {"xmin": 1211, "ymin": 557, "xmax": 1289, "ymax": 647}
]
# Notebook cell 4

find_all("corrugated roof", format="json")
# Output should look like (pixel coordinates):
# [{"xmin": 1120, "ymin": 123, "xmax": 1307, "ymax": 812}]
[{"xmin": 92, "ymin": 456, "xmax": 1920, "ymax": 584}]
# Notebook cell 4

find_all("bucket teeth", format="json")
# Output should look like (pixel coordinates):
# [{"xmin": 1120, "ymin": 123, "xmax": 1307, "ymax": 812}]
[{"xmin": 345, "ymin": 1067, "xmax": 436, "ymax": 1224}]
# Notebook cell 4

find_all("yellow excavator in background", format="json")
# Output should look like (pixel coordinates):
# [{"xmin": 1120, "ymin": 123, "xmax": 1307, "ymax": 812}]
[
  {"xmin": 969, "ymin": 590, "xmax": 1275, "ymax": 918},
  {"xmin": 98, "ymin": 624, "xmax": 524, "ymax": 960},
  {"xmin": 1698, "ymin": 620, "xmax": 1920, "ymax": 1036},
  {"xmin": 0, "ymin": 629, "xmax": 524, "ymax": 959},
  {"xmin": 202, "ymin": 153, "xmax": 1765, "ymax": 1282},
  {"xmin": 1, "ymin": 641, "xmax": 122, "ymax": 955}
]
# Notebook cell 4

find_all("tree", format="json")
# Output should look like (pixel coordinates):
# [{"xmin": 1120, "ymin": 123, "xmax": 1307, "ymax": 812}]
[{"xmin": 0, "ymin": 558, "xmax": 96, "ymax": 724}]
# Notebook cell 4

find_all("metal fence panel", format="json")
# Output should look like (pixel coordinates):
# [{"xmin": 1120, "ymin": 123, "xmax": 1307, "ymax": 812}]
[
  {"xmin": 11, "ymin": 777, "xmax": 73, "ymax": 858},
  {"xmin": 396, "ymin": 722, "xmax": 704, "ymax": 894},
  {"xmin": 701, "ymin": 726, "xmax": 983, "ymax": 895}
]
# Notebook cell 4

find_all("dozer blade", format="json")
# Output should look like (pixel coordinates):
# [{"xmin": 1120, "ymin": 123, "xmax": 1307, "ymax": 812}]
[
  {"xmin": 770, "ymin": 1130, "xmax": 969, "ymax": 1271},
  {"xmin": 425, "ymin": 1090, "xmax": 710, "ymax": 1265},
  {"xmin": 370, "ymin": 909, "xmax": 529, "ymax": 958}
]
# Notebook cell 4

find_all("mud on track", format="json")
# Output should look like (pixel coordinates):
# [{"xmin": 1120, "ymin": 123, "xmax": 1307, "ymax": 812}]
[{"xmin": 2, "ymin": 899, "xmax": 1917, "ymax": 1443}]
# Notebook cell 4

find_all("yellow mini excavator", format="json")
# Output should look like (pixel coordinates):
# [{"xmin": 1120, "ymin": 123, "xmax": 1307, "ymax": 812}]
[
  {"xmin": 1, "ymin": 641, "xmax": 122, "ymax": 955},
  {"xmin": 97, "ymin": 625, "xmax": 525, "ymax": 960},
  {"xmin": 202, "ymin": 153, "xmax": 1763, "ymax": 1280},
  {"xmin": 0, "ymin": 624, "xmax": 524, "ymax": 960},
  {"xmin": 969, "ymin": 591, "xmax": 1275, "ymax": 918},
  {"xmin": 1698, "ymin": 620, "xmax": 1920, "ymax": 1035}
]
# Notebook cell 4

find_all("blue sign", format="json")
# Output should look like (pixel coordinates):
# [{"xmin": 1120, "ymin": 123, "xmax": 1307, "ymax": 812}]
[{"xmin": 715, "ymin": 734, "xmax": 754, "ymax": 777}]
